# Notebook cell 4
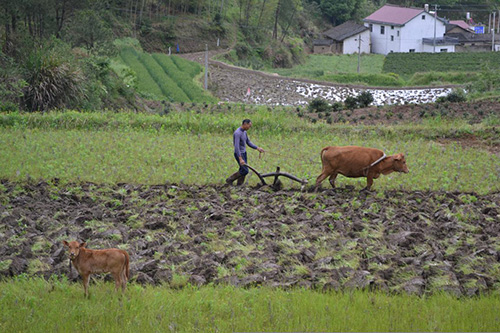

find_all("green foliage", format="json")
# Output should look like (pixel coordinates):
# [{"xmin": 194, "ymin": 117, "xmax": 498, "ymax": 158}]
[
  {"xmin": 308, "ymin": 98, "xmax": 330, "ymax": 113},
  {"xmin": 0, "ymin": 53, "xmax": 27, "ymax": 111},
  {"xmin": 22, "ymin": 40, "xmax": 86, "ymax": 112},
  {"xmin": 152, "ymin": 54, "xmax": 213, "ymax": 103},
  {"xmin": 383, "ymin": 52, "xmax": 500, "ymax": 77},
  {"xmin": 409, "ymin": 72, "xmax": 477, "ymax": 86},
  {"xmin": 138, "ymin": 53, "xmax": 190, "ymax": 102},
  {"xmin": 62, "ymin": 9, "xmax": 113, "ymax": 50},
  {"xmin": 0, "ymin": 278, "xmax": 499, "ymax": 331},
  {"xmin": 116, "ymin": 45, "xmax": 212, "ymax": 103},
  {"xmin": 119, "ymin": 47, "xmax": 164, "ymax": 100},
  {"xmin": 436, "ymin": 89, "xmax": 467, "ymax": 103},
  {"xmin": 357, "ymin": 91, "xmax": 374, "ymax": 107},
  {"xmin": 344, "ymin": 96, "xmax": 358, "ymax": 110}
]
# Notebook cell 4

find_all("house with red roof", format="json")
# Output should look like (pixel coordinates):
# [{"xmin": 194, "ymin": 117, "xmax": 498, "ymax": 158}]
[{"xmin": 363, "ymin": 4, "xmax": 458, "ymax": 54}]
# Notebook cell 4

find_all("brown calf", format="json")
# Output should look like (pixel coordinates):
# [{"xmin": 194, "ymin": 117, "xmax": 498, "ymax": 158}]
[
  {"xmin": 63, "ymin": 240, "xmax": 130, "ymax": 297},
  {"xmin": 315, "ymin": 146, "xmax": 409, "ymax": 190}
]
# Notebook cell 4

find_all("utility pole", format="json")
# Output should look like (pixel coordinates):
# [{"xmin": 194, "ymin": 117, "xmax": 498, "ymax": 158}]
[
  {"xmin": 493, "ymin": 12, "xmax": 496, "ymax": 52},
  {"xmin": 433, "ymin": 4, "xmax": 438, "ymax": 53},
  {"xmin": 357, "ymin": 35, "xmax": 361, "ymax": 73},
  {"xmin": 204, "ymin": 44, "xmax": 208, "ymax": 90}
]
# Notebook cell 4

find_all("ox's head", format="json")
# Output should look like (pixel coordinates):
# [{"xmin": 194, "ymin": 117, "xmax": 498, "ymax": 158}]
[
  {"xmin": 63, "ymin": 240, "xmax": 86, "ymax": 260},
  {"xmin": 393, "ymin": 154, "xmax": 409, "ymax": 173}
]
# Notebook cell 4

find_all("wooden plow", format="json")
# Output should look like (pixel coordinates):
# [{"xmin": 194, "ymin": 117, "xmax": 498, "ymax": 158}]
[{"xmin": 244, "ymin": 164, "xmax": 308, "ymax": 190}]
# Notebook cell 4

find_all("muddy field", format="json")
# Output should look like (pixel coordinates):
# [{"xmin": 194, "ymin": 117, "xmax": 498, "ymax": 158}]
[{"xmin": 0, "ymin": 180, "xmax": 498, "ymax": 296}]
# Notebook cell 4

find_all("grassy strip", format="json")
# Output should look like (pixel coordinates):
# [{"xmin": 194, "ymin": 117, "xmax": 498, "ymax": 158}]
[
  {"xmin": 0, "ymin": 110, "xmax": 498, "ymax": 193},
  {"xmin": 0, "ymin": 277, "xmax": 498, "ymax": 332}
]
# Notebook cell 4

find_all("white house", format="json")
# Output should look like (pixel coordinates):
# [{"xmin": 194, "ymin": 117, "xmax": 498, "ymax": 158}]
[
  {"xmin": 363, "ymin": 4, "xmax": 458, "ymax": 54},
  {"xmin": 313, "ymin": 21, "xmax": 371, "ymax": 55}
]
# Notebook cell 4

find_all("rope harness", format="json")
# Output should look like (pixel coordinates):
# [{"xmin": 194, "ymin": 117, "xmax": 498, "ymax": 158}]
[{"xmin": 362, "ymin": 153, "xmax": 387, "ymax": 176}]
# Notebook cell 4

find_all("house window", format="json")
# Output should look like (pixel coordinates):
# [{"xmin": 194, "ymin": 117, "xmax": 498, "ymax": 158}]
[
  {"xmin": 391, "ymin": 35, "xmax": 394, "ymax": 41},
  {"xmin": 409, "ymin": 49, "xmax": 415, "ymax": 52},
  {"xmin": 369, "ymin": 24, "xmax": 373, "ymax": 32},
  {"xmin": 440, "ymin": 48, "xmax": 448, "ymax": 52},
  {"xmin": 391, "ymin": 25, "xmax": 394, "ymax": 29},
  {"xmin": 422, "ymin": 15, "xmax": 426, "ymax": 20},
  {"xmin": 380, "ymin": 26, "xmax": 385, "ymax": 34},
  {"xmin": 397, "ymin": 31, "xmax": 400, "ymax": 37}
]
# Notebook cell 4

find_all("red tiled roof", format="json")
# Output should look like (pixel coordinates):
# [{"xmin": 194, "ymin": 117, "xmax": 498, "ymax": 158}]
[
  {"xmin": 364, "ymin": 4, "xmax": 424, "ymax": 25},
  {"xmin": 449, "ymin": 20, "xmax": 470, "ymax": 30}
]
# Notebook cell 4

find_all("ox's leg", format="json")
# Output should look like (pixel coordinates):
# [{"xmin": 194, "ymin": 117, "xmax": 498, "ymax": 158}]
[
  {"xmin": 328, "ymin": 173, "xmax": 337, "ymax": 188},
  {"xmin": 363, "ymin": 176, "xmax": 374, "ymax": 191},
  {"xmin": 82, "ymin": 274, "xmax": 90, "ymax": 298},
  {"xmin": 315, "ymin": 172, "xmax": 329, "ymax": 189}
]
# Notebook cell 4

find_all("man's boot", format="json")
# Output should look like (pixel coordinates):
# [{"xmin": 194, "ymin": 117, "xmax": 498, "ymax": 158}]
[
  {"xmin": 225, "ymin": 172, "xmax": 241, "ymax": 185},
  {"xmin": 236, "ymin": 175, "xmax": 246, "ymax": 186}
]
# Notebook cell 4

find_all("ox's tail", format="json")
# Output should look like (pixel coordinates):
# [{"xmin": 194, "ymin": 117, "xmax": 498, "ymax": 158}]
[{"xmin": 320, "ymin": 147, "xmax": 330, "ymax": 162}]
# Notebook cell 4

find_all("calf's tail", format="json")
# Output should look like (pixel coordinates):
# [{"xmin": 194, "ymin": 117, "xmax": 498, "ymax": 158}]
[{"xmin": 123, "ymin": 251, "xmax": 130, "ymax": 280}]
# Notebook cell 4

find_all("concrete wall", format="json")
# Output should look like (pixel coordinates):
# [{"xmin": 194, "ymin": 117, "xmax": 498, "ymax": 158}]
[
  {"xmin": 422, "ymin": 44, "xmax": 455, "ymax": 52},
  {"xmin": 343, "ymin": 30, "xmax": 371, "ymax": 54}
]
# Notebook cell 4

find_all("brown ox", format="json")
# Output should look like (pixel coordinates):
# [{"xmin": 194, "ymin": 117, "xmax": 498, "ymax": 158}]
[
  {"xmin": 315, "ymin": 146, "xmax": 409, "ymax": 190},
  {"xmin": 63, "ymin": 240, "xmax": 130, "ymax": 297}
]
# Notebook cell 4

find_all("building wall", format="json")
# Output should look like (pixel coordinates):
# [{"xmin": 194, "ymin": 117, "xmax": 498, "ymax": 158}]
[
  {"xmin": 343, "ymin": 30, "xmax": 371, "ymax": 54},
  {"xmin": 367, "ymin": 11, "xmax": 448, "ymax": 54},
  {"xmin": 422, "ymin": 44, "xmax": 455, "ymax": 52},
  {"xmin": 313, "ymin": 45, "xmax": 332, "ymax": 54}
]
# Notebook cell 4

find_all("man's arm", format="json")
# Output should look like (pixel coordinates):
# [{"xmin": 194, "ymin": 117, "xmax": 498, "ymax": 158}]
[{"xmin": 247, "ymin": 136, "xmax": 264, "ymax": 153}]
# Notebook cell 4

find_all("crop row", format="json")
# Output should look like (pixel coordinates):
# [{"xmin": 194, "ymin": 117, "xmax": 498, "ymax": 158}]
[
  {"xmin": 117, "ymin": 47, "xmax": 210, "ymax": 102},
  {"xmin": 137, "ymin": 52, "xmax": 190, "ymax": 102},
  {"xmin": 119, "ymin": 48, "xmax": 164, "ymax": 99},
  {"xmin": 152, "ymin": 53, "xmax": 211, "ymax": 102},
  {"xmin": 383, "ymin": 52, "xmax": 500, "ymax": 76}
]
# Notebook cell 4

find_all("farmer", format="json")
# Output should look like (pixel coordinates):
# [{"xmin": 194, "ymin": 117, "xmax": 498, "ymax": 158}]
[{"xmin": 226, "ymin": 119, "xmax": 265, "ymax": 186}]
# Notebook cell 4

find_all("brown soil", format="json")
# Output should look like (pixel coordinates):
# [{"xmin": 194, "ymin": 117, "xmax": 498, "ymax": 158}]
[{"xmin": 1, "ymin": 180, "xmax": 499, "ymax": 296}]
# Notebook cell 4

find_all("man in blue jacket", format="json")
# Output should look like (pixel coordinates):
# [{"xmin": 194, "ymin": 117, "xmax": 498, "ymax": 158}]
[{"xmin": 226, "ymin": 119, "xmax": 265, "ymax": 186}]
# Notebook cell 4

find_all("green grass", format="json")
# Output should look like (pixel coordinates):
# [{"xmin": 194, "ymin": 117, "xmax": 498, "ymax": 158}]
[
  {"xmin": 0, "ymin": 277, "xmax": 498, "ymax": 332},
  {"xmin": 383, "ymin": 52, "xmax": 500, "ymax": 76},
  {"xmin": 0, "ymin": 108, "xmax": 498, "ymax": 193},
  {"xmin": 272, "ymin": 54, "xmax": 385, "ymax": 76},
  {"xmin": 251, "ymin": 54, "xmax": 481, "ymax": 86}
]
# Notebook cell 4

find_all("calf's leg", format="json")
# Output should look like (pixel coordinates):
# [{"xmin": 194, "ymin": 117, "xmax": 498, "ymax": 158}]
[
  {"xmin": 112, "ymin": 272, "xmax": 121, "ymax": 292},
  {"xmin": 82, "ymin": 274, "xmax": 90, "ymax": 298}
]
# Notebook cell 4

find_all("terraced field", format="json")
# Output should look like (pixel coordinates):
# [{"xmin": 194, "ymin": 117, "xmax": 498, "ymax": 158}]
[{"xmin": 117, "ymin": 47, "xmax": 215, "ymax": 103}]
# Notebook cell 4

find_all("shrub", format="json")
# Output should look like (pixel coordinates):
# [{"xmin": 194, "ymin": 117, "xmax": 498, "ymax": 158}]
[
  {"xmin": 308, "ymin": 98, "xmax": 330, "ymax": 113},
  {"xmin": 331, "ymin": 101, "xmax": 343, "ymax": 112},
  {"xmin": 344, "ymin": 96, "xmax": 358, "ymax": 110},
  {"xmin": 357, "ymin": 91, "xmax": 374, "ymax": 107},
  {"xmin": 22, "ymin": 42, "xmax": 85, "ymax": 112},
  {"xmin": 436, "ymin": 89, "xmax": 467, "ymax": 103}
]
